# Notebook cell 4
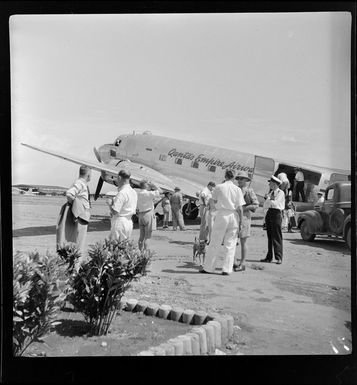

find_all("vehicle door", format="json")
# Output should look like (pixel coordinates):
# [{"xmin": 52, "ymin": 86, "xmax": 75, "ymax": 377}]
[{"xmin": 249, "ymin": 155, "xmax": 276, "ymax": 200}]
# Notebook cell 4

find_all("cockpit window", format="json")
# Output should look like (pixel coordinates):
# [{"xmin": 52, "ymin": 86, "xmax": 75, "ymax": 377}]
[{"xmin": 115, "ymin": 139, "xmax": 122, "ymax": 146}]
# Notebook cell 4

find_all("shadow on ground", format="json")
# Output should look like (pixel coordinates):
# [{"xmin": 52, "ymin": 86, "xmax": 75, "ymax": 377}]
[
  {"xmin": 288, "ymin": 238, "xmax": 349, "ymax": 253},
  {"xmin": 169, "ymin": 240, "xmax": 195, "ymax": 246},
  {"xmin": 13, "ymin": 220, "xmax": 110, "ymax": 237},
  {"xmin": 55, "ymin": 319, "xmax": 91, "ymax": 337}
]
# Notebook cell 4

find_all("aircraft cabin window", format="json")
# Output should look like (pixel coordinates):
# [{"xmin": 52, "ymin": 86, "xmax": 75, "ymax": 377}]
[
  {"xmin": 175, "ymin": 158, "xmax": 183, "ymax": 165},
  {"xmin": 191, "ymin": 161, "xmax": 199, "ymax": 169},
  {"xmin": 146, "ymin": 148, "xmax": 152, "ymax": 151},
  {"xmin": 159, "ymin": 154, "xmax": 167, "ymax": 161},
  {"xmin": 209, "ymin": 165, "xmax": 216, "ymax": 172}
]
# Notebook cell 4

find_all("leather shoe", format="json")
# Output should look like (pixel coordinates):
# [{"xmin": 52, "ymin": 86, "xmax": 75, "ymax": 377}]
[
  {"xmin": 199, "ymin": 269, "xmax": 210, "ymax": 274},
  {"xmin": 222, "ymin": 272, "xmax": 230, "ymax": 276},
  {"xmin": 260, "ymin": 258, "xmax": 272, "ymax": 263},
  {"xmin": 234, "ymin": 265, "xmax": 246, "ymax": 272},
  {"xmin": 276, "ymin": 260, "xmax": 282, "ymax": 264}
]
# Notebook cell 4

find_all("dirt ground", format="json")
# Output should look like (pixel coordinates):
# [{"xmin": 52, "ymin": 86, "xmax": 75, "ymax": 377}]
[
  {"xmin": 12, "ymin": 195, "xmax": 352, "ymax": 355},
  {"xmin": 24, "ymin": 309, "xmax": 193, "ymax": 357}
]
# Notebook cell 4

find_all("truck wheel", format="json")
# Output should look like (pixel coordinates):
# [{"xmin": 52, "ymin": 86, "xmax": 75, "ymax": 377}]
[
  {"xmin": 346, "ymin": 226, "xmax": 351, "ymax": 250},
  {"xmin": 183, "ymin": 203, "xmax": 198, "ymax": 220},
  {"xmin": 329, "ymin": 208, "xmax": 345, "ymax": 234},
  {"xmin": 300, "ymin": 220, "xmax": 316, "ymax": 242}
]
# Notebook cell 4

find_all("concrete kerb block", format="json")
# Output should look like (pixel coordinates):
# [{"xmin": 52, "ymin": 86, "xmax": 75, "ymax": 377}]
[
  {"xmin": 182, "ymin": 309, "xmax": 195, "ymax": 324},
  {"xmin": 193, "ymin": 311, "xmax": 207, "ymax": 325},
  {"xmin": 158, "ymin": 304, "xmax": 172, "ymax": 319},
  {"xmin": 168, "ymin": 338, "xmax": 184, "ymax": 356},
  {"xmin": 202, "ymin": 324, "xmax": 215, "ymax": 354},
  {"xmin": 185, "ymin": 332, "xmax": 200, "ymax": 355},
  {"xmin": 158, "ymin": 343, "xmax": 175, "ymax": 356},
  {"xmin": 149, "ymin": 346, "xmax": 166, "ymax": 356},
  {"xmin": 145, "ymin": 302, "xmax": 160, "ymax": 316},
  {"xmin": 207, "ymin": 320, "xmax": 222, "ymax": 349},
  {"xmin": 125, "ymin": 298, "xmax": 138, "ymax": 312},
  {"xmin": 223, "ymin": 315, "xmax": 234, "ymax": 339},
  {"xmin": 206, "ymin": 312, "xmax": 221, "ymax": 322},
  {"xmin": 137, "ymin": 350, "xmax": 155, "ymax": 356},
  {"xmin": 119, "ymin": 297, "xmax": 129, "ymax": 310},
  {"xmin": 136, "ymin": 300, "xmax": 149, "ymax": 313},
  {"xmin": 170, "ymin": 307, "xmax": 184, "ymax": 322},
  {"xmin": 191, "ymin": 327, "xmax": 208, "ymax": 355},
  {"xmin": 177, "ymin": 335, "xmax": 193, "ymax": 355},
  {"xmin": 214, "ymin": 316, "xmax": 228, "ymax": 344}
]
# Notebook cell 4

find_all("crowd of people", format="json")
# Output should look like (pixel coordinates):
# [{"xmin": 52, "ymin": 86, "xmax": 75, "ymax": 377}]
[{"xmin": 58, "ymin": 164, "xmax": 323, "ymax": 275}]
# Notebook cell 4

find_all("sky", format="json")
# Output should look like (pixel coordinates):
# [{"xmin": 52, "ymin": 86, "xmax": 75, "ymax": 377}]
[{"xmin": 10, "ymin": 12, "xmax": 352, "ymax": 192}]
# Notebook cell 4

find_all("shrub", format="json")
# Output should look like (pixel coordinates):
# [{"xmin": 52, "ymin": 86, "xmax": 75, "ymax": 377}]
[
  {"xmin": 13, "ymin": 251, "xmax": 67, "ymax": 356},
  {"xmin": 56, "ymin": 242, "xmax": 82, "ymax": 274},
  {"xmin": 70, "ymin": 238, "xmax": 153, "ymax": 336}
]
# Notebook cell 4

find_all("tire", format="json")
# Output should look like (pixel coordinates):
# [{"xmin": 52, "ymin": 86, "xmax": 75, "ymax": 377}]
[
  {"xmin": 183, "ymin": 203, "xmax": 198, "ymax": 220},
  {"xmin": 300, "ymin": 220, "xmax": 316, "ymax": 242},
  {"xmin": 346, "ymin": 225, "xmax": 351, "ymax": 250},
  {"xmin": 329, "ymin": 208, "xmax": 345, "ymax": 234}
]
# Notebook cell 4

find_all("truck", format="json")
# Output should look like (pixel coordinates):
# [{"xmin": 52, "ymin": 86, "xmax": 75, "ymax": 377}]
[{"xmin": 296, "ymin": 181, "xmax": 351, "ymax": 249}]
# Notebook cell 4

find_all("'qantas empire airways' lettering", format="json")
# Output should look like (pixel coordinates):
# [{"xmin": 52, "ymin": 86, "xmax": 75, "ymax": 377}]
[{"xmin": 167, "ymin": 148, "xmax": 254, "ymax": 173}]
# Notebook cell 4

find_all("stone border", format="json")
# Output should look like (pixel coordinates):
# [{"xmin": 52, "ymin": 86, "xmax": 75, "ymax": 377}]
[{"xmin": 119, "ymin": 297, "xmax": 234, "ymax": 356}]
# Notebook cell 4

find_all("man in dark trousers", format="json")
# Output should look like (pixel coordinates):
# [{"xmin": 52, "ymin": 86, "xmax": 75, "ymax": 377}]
[{"xmin": 260, "ymin": 175, "xmax": 285, "ymax": 264}]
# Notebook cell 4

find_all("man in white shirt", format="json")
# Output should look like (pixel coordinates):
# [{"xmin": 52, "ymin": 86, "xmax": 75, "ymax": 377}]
[
  {"xmin": 136, "ymin": 180, "xmax": 161, "ymax": 250},
  {"xmin": 64, "ymin": 165, "xmax": 91, "ymax": 260},
  {"xmin": 201, "ymin": 170, "xmax": 244, "ymax": 275},
  {"xmin": 106, "ymin": 170, "xmax": 137, "ymax": 242},
  {"xmin": 260, "ymin": 175, "xmax": 285, "ymax": 264},
  {"xmin": 198, "ymin": 181, "xmax": 216, "ymax": 241},
  {"xmin": 294, "ymin": 167, "xmax": 306, "ymax": 202},
  {"xmin": 277, "ymin": 171, "xmax": 290, "ymax": 196}
]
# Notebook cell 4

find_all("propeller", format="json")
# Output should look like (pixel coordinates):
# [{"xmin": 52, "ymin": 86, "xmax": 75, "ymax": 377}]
[
  {"xmin": 93, "ymin": 147, "xmax": 101, "ymax": 162},
  {"xmin": 93, "ymin": 147, "xmax": 104, "ymax": 200},
  {"xmin": 94, "ymin": 176, "xmax": 104, "ymax": 200}
]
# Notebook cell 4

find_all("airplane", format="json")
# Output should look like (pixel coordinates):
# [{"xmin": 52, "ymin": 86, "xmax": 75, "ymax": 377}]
[{"xmin": 22, "ymin": 130, "xmax": 350, "ymax": 219}]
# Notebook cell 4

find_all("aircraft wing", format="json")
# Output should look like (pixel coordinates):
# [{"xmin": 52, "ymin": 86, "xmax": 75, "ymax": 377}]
[
  {"xmin": 21, "ymin": 143, "xmax": 199, "ymax": 198},
  {"xmin": 165, "ymin": 175, "xmax": 204, "ymax": 200}
]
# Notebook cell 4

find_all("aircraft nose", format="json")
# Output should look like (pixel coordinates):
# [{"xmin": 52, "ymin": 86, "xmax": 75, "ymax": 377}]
[{"xmin": 95, "ymin": 145, "xmax": 111, "ymax": 163}]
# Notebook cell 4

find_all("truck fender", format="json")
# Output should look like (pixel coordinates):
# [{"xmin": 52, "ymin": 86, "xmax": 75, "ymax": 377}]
[{"xmin": 297, "ymin": 210, "xmax": 323, "ymax": 233}]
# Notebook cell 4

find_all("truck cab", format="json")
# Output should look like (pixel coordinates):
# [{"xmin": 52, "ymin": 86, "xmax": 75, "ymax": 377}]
[{"xmin": 297, "ymin": 181, "xmax": 351, "ymax": 249}]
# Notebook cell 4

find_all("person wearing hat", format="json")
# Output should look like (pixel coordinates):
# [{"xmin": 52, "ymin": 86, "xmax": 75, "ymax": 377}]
[
  {"xmin": 233, "ymin": 171, "xmax": 259, "ymax": 272},
  {"xmin": 198, "ymin": 181, "xmax": 216, "ymax": 241},
  {"xmin": 170, "ymin": 186, "xmax": 186, "ymax": 231},
  {"xmin": 106, "ymin": 169, "xmax": 138, "ymax": 242},
  {"xmin": 314, "ymin": 190, "xmax": 325, "ymax": 210},
  {"xmin": 201, "ymin": 169, "xmax": 244, "ymax": 275},
  {"xmin": 294, "ymin": 167, "xmax": 306, "ymax": 202},
  {"xmin": 260, "ymin": 175, "xmax": 285, "ymax": 264},
  {"xmin": 135, "ymin": 180, "xmax": 162, "ymax": 250}
]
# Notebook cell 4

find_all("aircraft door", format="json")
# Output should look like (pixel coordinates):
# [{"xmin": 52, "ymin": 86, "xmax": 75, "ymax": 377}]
[{"xmin": 250, "ymin": 156, "xmax": 276, "ymax": 199}]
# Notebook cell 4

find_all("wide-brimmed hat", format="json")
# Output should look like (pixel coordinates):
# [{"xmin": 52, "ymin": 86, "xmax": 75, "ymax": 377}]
[
  {"xmin": 174, "ymin": 186, "xmax": 181, "ymax": 191},
  {"xmin": 235, "ymin": 171, "xmax": 251, "ymax": 181},
  {"xmin": 268, "ymin": 175, "xmax": 282, "ymax": 185}
]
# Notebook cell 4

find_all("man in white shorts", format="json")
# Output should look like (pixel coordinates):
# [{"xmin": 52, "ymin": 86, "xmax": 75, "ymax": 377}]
[{"xmin": 106, "ymin": 170, "xmax": 137, "ymax": 242}]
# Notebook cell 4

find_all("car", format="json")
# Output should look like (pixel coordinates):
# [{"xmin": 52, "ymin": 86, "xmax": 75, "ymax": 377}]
[{"xmin": 296, "ymin": 181, "xmax": 351, "ymax": 249}]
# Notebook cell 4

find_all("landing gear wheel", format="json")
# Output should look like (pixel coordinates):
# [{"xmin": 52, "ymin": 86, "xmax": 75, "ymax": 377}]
[{"xmin": 183, "ymin": 203, "xmax": 198, "ymax": 220}]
